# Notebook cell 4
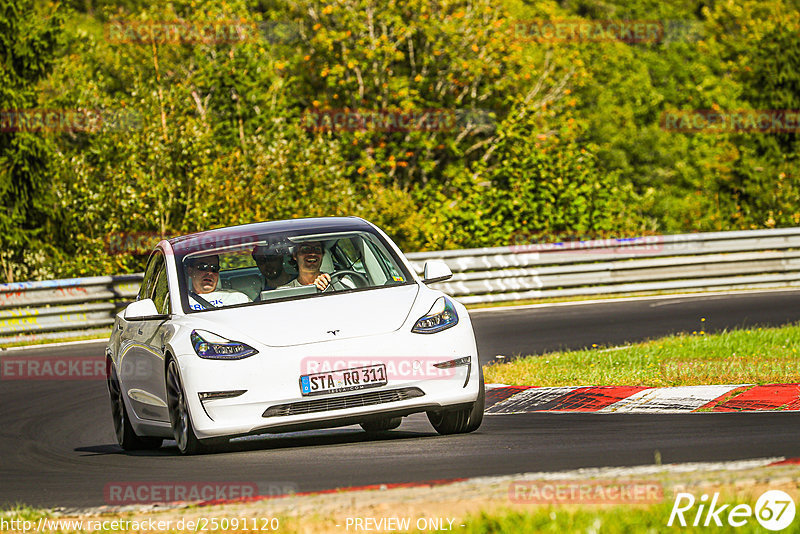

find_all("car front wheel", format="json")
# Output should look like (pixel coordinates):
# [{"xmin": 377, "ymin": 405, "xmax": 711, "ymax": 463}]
[
  {"xmin": 108, "ymin": 364, "xmax": 162, "ymax": 451},
  {"xmin": 166, "ymin": 359, "xmax": 214, "ymax": 455},
  {"xmin": 427, "ymin": 364, "xmax": 485, "ymax": 435}
]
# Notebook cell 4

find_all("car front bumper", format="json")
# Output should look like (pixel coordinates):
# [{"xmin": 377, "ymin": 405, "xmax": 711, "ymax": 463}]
[{"xmin": 175, "ymin": 325, "xmax": 481, "ymax": 439}]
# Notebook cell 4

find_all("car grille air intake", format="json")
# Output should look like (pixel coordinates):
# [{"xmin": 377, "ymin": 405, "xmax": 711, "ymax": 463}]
[{"xmin": 262, "ymin": 387, "xmax": 425, "ymax": 418}]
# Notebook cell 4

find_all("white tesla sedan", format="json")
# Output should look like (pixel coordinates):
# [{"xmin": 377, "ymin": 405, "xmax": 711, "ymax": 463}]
[{"xmin": 106, "ymin": 217, "xmax": 484, "ymax": 454}]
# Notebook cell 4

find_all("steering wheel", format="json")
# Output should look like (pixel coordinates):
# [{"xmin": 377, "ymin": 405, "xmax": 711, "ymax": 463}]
[{"xmin": 328, "ymin": 270, "xmax": 369, "ymax": 289}]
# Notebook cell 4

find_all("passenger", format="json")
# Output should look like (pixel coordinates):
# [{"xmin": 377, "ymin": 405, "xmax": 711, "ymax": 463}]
[
  {"xmin": 186, "ymin": 255, "xmax": 249, "ymax": 310},
  {"xmin": 280, "ymin": 241, "xmax": 331, "ymax": 291},
  {"xmin": 252, "ymin": 244, "xmax": 295, "ymax": 290}
]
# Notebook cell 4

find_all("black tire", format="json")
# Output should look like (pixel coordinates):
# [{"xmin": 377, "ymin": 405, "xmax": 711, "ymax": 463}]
[
  {"xmin": 427, "ymin": 364, "xmax": 485, "ymax": 435},
  {"xmin": 166, "ymin": 359, "xmax": 211, "ymax": 455},
  {"xmin": 360, "ymin": 417, "xmax": 402, "ymax": 432},
  {"xmin": 107, "ymin": 364, "xmax": 162, "ymax": 451}
]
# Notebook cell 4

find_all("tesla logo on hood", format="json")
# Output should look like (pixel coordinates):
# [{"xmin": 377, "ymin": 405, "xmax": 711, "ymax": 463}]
[{"xmin": 327, "ymin": 330, "xmax": 340, "ymax": 336}]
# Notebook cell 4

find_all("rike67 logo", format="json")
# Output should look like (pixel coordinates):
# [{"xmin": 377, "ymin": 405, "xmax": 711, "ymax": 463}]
[{"xmin": 668, "ymin": 490, "xmax": 796, "ymax": 531}]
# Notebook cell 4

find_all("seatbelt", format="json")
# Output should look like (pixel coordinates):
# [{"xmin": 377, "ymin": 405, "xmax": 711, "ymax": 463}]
[{"xmin": 189, "ymin": 291, "xmax": 215, "ymax": 310}]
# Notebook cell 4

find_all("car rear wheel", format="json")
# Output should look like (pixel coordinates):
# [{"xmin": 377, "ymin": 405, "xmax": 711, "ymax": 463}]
[
  {"xmin": 108, "ymin": 364, "xmax": 162, "ymax": 451},
  {"xmin": 167, "ymin": 359, "xmax": 216, "ymax": 455},
  {"xmin": 360, "ymin": 417, "xmax": 402, "ymax": 432},
  {"xmin": 427, "ymin": 364, "xmax": 485, "ymax": 435}
]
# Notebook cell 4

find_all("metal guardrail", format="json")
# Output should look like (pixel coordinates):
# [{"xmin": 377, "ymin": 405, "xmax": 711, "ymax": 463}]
[
  {"xmin": 3, "ymin": 228, "xmax": 800, "ymax": 345},
  {"xmin": 408, "ymin": 228, "xmax": 800, "ymax": 303},
  {"xmin": 0, "ymin": 275, "xmax": 141, "ymax": 344}
]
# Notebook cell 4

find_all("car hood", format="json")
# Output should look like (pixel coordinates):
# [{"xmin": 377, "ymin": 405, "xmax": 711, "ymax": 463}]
[{"xmin": 187, "ymin": 284, "xmax": 420, "ymax": 347}]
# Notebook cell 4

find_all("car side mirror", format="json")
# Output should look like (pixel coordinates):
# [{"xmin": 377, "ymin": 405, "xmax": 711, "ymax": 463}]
[
  {"xmin": 422, "ymin": 260, "xmax": 453, "ymax": 284},
  {"xmin": 124, "ymin": 298, "xmax": 168, "ymax": 321}
]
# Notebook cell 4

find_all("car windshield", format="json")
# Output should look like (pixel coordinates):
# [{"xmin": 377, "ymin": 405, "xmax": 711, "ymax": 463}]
[{"xmin": 179, "ymin": 229, "xmax": 411, "ymax": 313}]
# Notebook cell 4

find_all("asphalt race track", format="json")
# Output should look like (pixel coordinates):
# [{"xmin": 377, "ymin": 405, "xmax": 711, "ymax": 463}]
[
  {"xmin": 3, "ymin": 289, "xmax": 800, "ymax": 508},
  {"xmin": 471, "ymin": 289, "xmax": 800, "ymax": 359}
]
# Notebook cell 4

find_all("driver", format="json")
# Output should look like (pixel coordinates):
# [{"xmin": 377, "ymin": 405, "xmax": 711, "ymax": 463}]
[
  {"xmin": 279, "ymin": 241, "xmax": 331, "ymax": 291},
  {"xmin": 186, "ymin": 255, "xmax": 249, "ymax": 310}
]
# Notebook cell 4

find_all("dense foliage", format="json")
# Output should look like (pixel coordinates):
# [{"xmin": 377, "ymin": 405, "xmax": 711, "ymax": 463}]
[
  {"xmin": 1, "ymin": 0, "xmax": 798, "ymax": 281},
  {"xmin": 0, "ymin": 0, "xmax": 63, "ymax": 281}
]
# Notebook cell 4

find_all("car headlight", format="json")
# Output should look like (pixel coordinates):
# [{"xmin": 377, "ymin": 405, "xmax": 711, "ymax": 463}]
[
  {"xmin": 191, "ymin": 330, "xmax": 258, "ymax": 360},
  {"xmin": 412, "ymin": 297, "xmax": 459, "ymax": 334}
]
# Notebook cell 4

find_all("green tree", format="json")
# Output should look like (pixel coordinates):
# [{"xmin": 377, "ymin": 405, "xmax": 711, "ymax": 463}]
[
  {"xmin": 0, "ymin": 0, "xmax": 63, "ymax": 282},
  {"xmin": 703, "ymin": 0, "xmax": 800, "ymax": 229}
]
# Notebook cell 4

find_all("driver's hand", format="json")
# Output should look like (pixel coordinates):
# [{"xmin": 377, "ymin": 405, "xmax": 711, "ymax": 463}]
[{"xmin": 314, "ymin": 273, "xmax": 332, "ymax": 291}]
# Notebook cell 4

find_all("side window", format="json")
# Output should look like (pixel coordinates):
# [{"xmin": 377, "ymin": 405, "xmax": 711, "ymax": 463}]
[
  {"xmin": 333, "ymin": 238, "xmax": 366, "ymax": 273},
  {"xmin": 152, "ymin": 264, "xmax": 170, "ymax": 315},
  {"xmin": 367, "ymin": 239, "xmax": 404, "ymax": 283},
  {"xmin": 138, "ymin": 251, "xmax": 165, "ymax": 301}
]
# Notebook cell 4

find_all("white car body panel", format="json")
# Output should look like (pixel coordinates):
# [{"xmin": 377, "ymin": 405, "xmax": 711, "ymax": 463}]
[{"xmin": 106, "ymin": 217, "xmax": 482, "ymax": 446}]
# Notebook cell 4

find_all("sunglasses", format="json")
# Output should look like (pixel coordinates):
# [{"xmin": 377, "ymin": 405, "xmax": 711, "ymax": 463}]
[
  {"xmin": 298, "ymin": 245, "xmax": 323, "ymax": 254},
  {"xmin": 191, "ymin": 262, "xmax": 220, "ymax": 273}
]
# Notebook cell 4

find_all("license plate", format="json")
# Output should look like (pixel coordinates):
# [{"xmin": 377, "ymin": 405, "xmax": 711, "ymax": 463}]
[{"xmin": 299, "ymin": 364, "xmax": 387, "ymax": 396}]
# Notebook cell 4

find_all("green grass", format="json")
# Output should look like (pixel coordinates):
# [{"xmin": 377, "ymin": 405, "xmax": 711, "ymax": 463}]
[
  {"xmin": 484, "ymin": 322, "xmax": 800, "ymax": 387},
  {"xmin": 0, "ymin": 504, "xmax": 48, "ymax": 521},
  {"xmin": 0, "ymin": 505, "xmax": 52, "ymax": 532},
  {"xmin": 0, "ymin": 331, "xmax": 110, "ymax": 349},
  {"xmin": 3, "ymin": 503, "xmax": 791, "ymax": 534},
  {"xmin": 4, "ymin": 488, "xmax": 797, "ymax": 533},
  {"xmin": 460, "ymin": 504, "xmax": 800, "ymax": 533}
]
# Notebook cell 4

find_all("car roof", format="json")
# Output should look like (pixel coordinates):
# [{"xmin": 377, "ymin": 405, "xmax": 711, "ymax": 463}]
[{"xmin": 167, "ymin": 217, "xmax": 373, "ymax": 255}]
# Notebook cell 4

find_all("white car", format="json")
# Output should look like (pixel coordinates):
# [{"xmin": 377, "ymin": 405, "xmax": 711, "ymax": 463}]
[{"xmin": 106, "ymin": 217, "xmax": 484, "ymax": 454}]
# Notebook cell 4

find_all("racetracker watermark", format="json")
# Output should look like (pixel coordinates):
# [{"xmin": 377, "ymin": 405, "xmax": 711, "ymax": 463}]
[
  {"xmin": 0, "ymin": 109, "xmax": 141, "ymax": 133},
  {"xmin": 514, "ymin": 19, "xmax": 665, "ymax": 43},
  {"xmin": 106, "ymin": 19, "xmax": 299, "ymax": 45},
  {"xmin": 660, "ymin": 358, "xmax": 800, "ymax": 382},
  {"xmin": 2, "ymin": 517, "xmax": 280, "ymax": 532},
  {"xmin": 104, "ymin": 481, "xmax": 297, "ymax": 505},
  {"xmin": 661, "ymin": 110, "xmax": 800, "ymax": 134},
  {"xmin": 1, "ymin": 356, "xmax": 106, "ymax": 380},
  {"xmin": 1, "ymin": 356, "xmax": 150, "ymax": 381},
  {"xmin": 509, "ymin": 480, "xmax": 663, "ymax": 504},
  {"xmin": 105, "ymin": 231, "xmax": 171, "ymax": 256},
  {"xmin": 513, "ymin": 19, "xmax": 703, "ymax": 44},
  {"xmin": 300, "ymin": 357, "xmax": 469, "ymax": 382},
  {"xmin": 104, "ymin": 231, "xmax": 267, "ymax": 256},
  {"xmin": 508, "ymin": 230, "xmax": 664, "ymax": 255},
  {"xmin": 668, "ymin": 490, "xmax": 796, "ymax": 530},
  {"xmin": 301, "ymin": 108, "xmax": 495, "ymax": 133}
]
